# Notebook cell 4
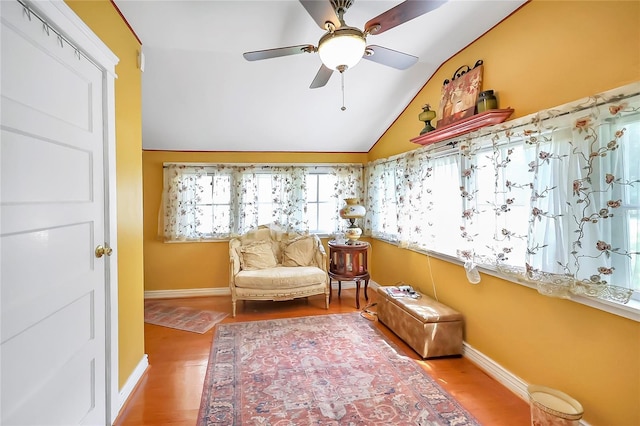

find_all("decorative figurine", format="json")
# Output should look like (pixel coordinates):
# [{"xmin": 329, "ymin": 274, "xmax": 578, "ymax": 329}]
[{"xmin": 419, "ymin": 104, "xmax": 437, "ymax": 134}]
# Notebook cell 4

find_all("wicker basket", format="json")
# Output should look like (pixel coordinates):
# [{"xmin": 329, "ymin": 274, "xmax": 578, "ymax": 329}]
[{"xmin": 528, "ymin": 385, "xmax": 584, "ymax": 426}]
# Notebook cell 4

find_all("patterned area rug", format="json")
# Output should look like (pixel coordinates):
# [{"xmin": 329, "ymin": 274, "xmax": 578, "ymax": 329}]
[
  {"xmin": 198, "ymin": 313, "xmax": 479, "ymax": 425},
  {"xmin": 144, "ymin": 300, "xmax": 228, "ymax": 334}
]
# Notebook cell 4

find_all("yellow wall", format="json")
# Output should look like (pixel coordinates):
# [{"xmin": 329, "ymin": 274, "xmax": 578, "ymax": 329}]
[
  {"xmin": 370, "ymin": 0, "xmax": 640, "ymax": 160},
  {"xmin": 368, "ymin": 1, "xmax": 640, "ymax": 425},
  {"xmin": 65, "ymin": 1, "xmax": 145, "ymax": 389},
  {"xmin": 143, "ymin": 151, "xmax": 367, "ymax": 291},
  {"xmin": 71, "ymin": 0, "xmax": 640, "ymax": 423}
]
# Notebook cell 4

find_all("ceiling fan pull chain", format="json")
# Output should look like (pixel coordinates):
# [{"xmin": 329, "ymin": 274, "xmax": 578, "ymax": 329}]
[{"xmin": 341, "ymin": 71, "xmax": 346, "ymax": 111}]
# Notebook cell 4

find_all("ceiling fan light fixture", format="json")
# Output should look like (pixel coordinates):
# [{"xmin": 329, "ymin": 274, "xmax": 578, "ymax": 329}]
[{"xmin": 318, "ymin": 27, "xmax": 366, "ymax": 71}]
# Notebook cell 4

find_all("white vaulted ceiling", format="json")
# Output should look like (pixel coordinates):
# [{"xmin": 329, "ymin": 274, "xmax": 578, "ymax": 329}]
[{"xmin": 113, "ymin": 0, "xmax": 526, "ymax": 152}]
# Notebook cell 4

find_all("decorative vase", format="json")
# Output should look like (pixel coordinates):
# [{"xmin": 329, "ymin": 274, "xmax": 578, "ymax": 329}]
[
  {"xmin": 339, "ymin": 198, "xmax": 366, "ymax": 243},
  {"xmin": 476, "ymin": 90, "xmax": 498, "ymax": 113},
  {"xmin": 344, "ymin": 226, "xmax": 362, "ymax": 242},
  {"xmin": 418, "ymin": 104, "xmax": 437, "ymax": 134}
]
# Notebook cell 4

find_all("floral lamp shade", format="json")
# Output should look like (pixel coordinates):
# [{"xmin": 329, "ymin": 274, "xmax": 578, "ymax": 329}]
[{"xmin": 339, "ymin": 198, "xmax": 366, "ymax": 243}]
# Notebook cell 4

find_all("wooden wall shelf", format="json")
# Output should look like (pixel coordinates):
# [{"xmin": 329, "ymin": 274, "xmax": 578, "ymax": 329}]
[{"xmin": 410, "ymin": 108, "xmax": 514, "ymax": 146}]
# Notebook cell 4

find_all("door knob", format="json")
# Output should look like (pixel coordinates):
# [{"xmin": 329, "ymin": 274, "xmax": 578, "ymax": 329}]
[{"xmin": 95, "ymin": 244, "xmax": 113, "ymax": 258}]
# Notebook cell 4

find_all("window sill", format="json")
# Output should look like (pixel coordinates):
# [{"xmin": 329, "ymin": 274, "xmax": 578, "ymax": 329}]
[
  {"xmin": 163, "ymin": 231, "xmax": 335, "ymax": 243},
  {"xmin": 163, "ymin": 238, "xmax": 230, "ymax": 243},
  {"xmin": 372, "ymin": 237, "xmax": 640, "ymax": 322}
]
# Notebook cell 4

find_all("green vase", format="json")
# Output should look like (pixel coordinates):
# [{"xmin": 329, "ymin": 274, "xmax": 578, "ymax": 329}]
[{"xmin": 476, "ymin": 90, "xmax": 498, "ymax": 113}]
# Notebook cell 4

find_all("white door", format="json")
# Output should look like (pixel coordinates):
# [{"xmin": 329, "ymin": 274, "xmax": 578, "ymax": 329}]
[{"xmin": 1, "ymin": 1, "xmax": 108, "ymax": 424}]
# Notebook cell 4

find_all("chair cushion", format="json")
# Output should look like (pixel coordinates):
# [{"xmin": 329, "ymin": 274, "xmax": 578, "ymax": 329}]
[
  {"xmin": 282, "ymin": 235, "xmax": 315, "ymax": 267},
  {"xmin": 239, "ymin": 240, "xmax": 277, "ymax": 270},
  {"xmin": 235, "ymin": 266, "xmax": 327, "ymax": 290}
]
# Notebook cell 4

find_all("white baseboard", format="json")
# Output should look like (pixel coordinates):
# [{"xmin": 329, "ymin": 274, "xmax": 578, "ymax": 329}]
[
  {"xmin": 330, "ymin": 279, "xmax": 380, "ymax": 290},
  {"xmin": 462, "ymin": 343, "xmax": 591, "ymax": 426},
  {"xmin": 144, "ymin": 287, "xmax": 230, "ymax": 299},
  {"xmin": 145, "ymin": 281, "xmax": 381, "ymax": 299},
  {"xmin": 330, "ymin": 281, "xmax": 357, "ymax": 289},
  {"xmin": 462, "ymin": 342, "xmax": 529, "ymax": 402},
  {"xmin": 117, "ymin": 354, "xmax": 148, "ymax": 414}
]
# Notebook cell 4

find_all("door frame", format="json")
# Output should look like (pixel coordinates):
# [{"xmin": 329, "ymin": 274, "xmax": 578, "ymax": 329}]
[{"xmin": 23, "ymin": 0, "xmax": 121, "ymax": 423}]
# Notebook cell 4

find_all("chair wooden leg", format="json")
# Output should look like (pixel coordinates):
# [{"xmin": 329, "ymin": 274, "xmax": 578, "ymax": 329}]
[
  {"xmin": 364, "ymin": 278, "xmax": 369, "ymax": 301},
  {"xmin": 232, "ymin": 300, "xmax": 236, "ymax": 318}
]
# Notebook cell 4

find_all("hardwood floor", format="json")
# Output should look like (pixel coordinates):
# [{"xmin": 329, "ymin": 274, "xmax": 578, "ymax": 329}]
[{"xmin": 114, "ymin": 288, "xmax": 531, "ymax": 425}]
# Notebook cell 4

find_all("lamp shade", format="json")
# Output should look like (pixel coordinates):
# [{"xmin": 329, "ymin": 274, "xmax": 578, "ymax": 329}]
[
  {"xmin": 339, "ymin": 198, "xmax": 366, "ymax": 219},
  {"xmin": 318, "ymin": 27, "xmax": 366, "ymax": 71}
]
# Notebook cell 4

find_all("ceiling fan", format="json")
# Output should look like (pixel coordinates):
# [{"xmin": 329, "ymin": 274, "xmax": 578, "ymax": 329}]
[{"xmin": 243, "ymin": 0, "xmax": 446, "ymax": 90}]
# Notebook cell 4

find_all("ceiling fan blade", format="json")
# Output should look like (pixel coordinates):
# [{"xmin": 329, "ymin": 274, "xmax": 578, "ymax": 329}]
[
  {"xmin": 365, "ymin": 0, "xmax": 446, "ymax": 35},
  {"xmin": 243, "ymin": 45, "xmax": 314, "ymax": 61},
  {"xmin": 363, "ymin": 45, "xmax": 418, "ymax": 70},
  {"xmin": 310, "ymin": 64, "xmax": 334, "ymax": 89},
  {"xmin": 299, "ymin": 0, "xmax": 340, "ymax": 30}
]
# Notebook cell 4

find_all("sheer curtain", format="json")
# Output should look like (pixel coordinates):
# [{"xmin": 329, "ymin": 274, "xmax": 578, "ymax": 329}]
[
  {"xmin": 160, "ymin": 163, "xmax": 361, "ymax": 240},
  {"xmin": 235, "ymin": 167, "xmax": 259, "ymax": 234},
  {"xmin": 524, "ymin": 98, "xmax": 640, "ymax": 303},
  {"xmin": 364, "ymin": 159, "xmax": 399, "ymax": 241},
  {"xmin": 427, "ymin": 154, "xmax": 463, "ymax": 256},
  {"xmin": 330, "ymin": 165, "xmax": 364, "ymax": 235},
  {"xmin": 364, "ymin": 150, "xmax": 463, "ymax": 253},
  {"xmin": 394, "ymin": 151, "xmax": 425, "ymax": 249},
  {"xmin": 364, "ymin": 82, "xmax": 639, "ymax": 305},
  {"xmin": 160, "ymin": 164, "xmax": 209, "ymax": 241},
  {"xmin": 269, "ymin": 166, "xmax": 308, "ymax": 232},
  {"xmin": 458, "ymin": 134, "xmax": 531, "ymax": 268}
]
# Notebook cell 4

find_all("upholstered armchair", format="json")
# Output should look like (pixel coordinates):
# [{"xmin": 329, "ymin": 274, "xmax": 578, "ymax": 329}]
[{"xmin": 228, "ymin": 225, "xmax": 330, "ymax": 317}]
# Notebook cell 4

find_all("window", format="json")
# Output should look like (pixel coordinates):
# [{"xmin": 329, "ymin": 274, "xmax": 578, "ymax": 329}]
[
  {"xmin": 160, "ymin": 164, "xmax": 363, "ymax": 240},
  {"xmin": 364, "ymin": 84, "xmax": 640, "ymax": 305},
  {"xmin": 365, "ymin": 161, "xmax": 399, "ymax": 242},
  {"xmin": 365, "ymin": 151, "xmax": 463, "ymax": 254},
  {"xmin": 468, "ymin": 141, "xmax": 530, "ymax": 268},
  {"xmin": 195, "ymin": 174, "xmax": 232, "ymax": 236},
  {"xmin": 610, "ymin": 119, "xmax": 640, "ymax": 288},
  {"xmin": 306, "ymin": 173, "xmax": 333, "ymax": 234}
]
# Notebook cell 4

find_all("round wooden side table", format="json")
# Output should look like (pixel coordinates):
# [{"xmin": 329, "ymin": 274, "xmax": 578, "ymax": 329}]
[{"xmin": 328, "ymin": 240, "xmax": 370, "ymax": 309}]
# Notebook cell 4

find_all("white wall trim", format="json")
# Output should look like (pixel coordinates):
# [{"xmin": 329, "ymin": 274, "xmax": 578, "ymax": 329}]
[
  {"xmin": 103, "ymin": 54, "xmax": 121, "ymax": 426},
  {"xmin": 462, "ymin": 342, "xmax": 529, "ymax": 402},
  {"xmin": 462, "ymin": 342, "xmax": 591, "ymax": 426},
  {"xmin": 144, "ymin": 280, "xmax": 381, "ymax": 300},
  {"xmin": 145, "ymin": 287, "xmax": 230, "ymax": 299},
  {"xmin": 118, "ymin": 355, "xmax": 149, "ymax": 414}
]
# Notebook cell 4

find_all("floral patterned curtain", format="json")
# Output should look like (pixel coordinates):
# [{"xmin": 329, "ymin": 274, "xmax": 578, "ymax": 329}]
[
  {"xmin": 330, "ymin": 165, "xmax": 364, "ymax": 235},
  {"xmin": 426, "ymin": 154, "xmax": 463, "ymax": 254},
  {"xmin": 457, "ymin": 133, "xmax": 532, "ymax": 270},
  {"xmin": 364, "ymin": 159, "xmax": 399, "ymax": 241},
  {"xmin": 234, "ymin": 167, "xmax": 258, "ymax": 234},
  {"xmin": 160, "ymin": 164, "xmax": 209, "ymax": 241},
  {"xmin": 394, "ymin": 151, "xmax": 424, "ymax": 249},
  {"xmin": 365, "ymin": 82, "xmax": 639, "ymax": 305},
  {"xmin": 364, "ymin": 149, "xmax": 462, "ymax": 253},
  {"xmin": 463, "ymin": 84, "xmax": 640, "ymax": 303},
  {"xmin": 521, "ymin": 93, "xmax": 640, "ymax": 303},
  {"xmin": 160, "ymin": 163, "xmax": 362, "ymax": 240},
  {"xmin": 269, "ymin": 166, "xmax": 308, "ymax": 232}
]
